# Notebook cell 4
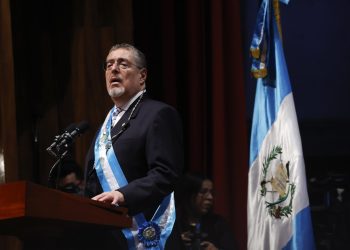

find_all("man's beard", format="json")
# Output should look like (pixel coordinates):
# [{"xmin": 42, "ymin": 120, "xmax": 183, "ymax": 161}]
[{"xmin": 108, "ymin": 86, "xmax": 125, "ymax": 98}]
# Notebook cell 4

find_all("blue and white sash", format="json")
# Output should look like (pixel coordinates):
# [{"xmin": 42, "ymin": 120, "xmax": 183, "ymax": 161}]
[{"xmin": 94, "ymin": 108, "xmax": 176, "ymax": 249}]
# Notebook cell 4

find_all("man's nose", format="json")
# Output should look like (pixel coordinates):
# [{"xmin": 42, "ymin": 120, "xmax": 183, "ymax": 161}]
[
  {"xmin": 202, "ymin": 192, "xmax": 213, "ymax": 200},
  {"xmin": 111, "ymin": 62, "xmax": 120, "ymax": 72}
]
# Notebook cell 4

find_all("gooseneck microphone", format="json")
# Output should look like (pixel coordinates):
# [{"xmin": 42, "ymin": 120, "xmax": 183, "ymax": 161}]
[
  {"xmin": 46, "ymin": 121, "xmax": 89, "ymax": 158},
  {"xmin": 46, "ymin": 121, "xmax": 89, "ymax": 189}
]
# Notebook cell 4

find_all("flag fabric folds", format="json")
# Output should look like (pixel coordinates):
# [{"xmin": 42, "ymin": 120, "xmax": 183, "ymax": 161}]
[{"xmin": 248, "ymin": 0, "xmax": 315, "ymax": 249}]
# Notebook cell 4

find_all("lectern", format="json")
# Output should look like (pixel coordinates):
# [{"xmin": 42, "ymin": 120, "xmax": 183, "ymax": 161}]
[{"xmin": 0, "ymin": 181, "xmax": 132, "ymax": 249}]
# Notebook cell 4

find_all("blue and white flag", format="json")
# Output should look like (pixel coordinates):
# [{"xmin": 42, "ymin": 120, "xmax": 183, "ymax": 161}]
[{"xmin": 248, "ymin": 1, "xmax": 315, "ymax": 249}]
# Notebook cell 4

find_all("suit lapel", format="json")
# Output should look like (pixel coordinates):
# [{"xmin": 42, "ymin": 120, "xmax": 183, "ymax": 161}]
[{"xmin": 110, "ymin": 93, "xmax": 146, "ymax": 138}]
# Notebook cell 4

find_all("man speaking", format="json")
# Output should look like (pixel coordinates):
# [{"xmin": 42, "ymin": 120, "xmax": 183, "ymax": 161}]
[{"xmin": 84, "ymin": 43, "xmax": 184, "ymax": 249}]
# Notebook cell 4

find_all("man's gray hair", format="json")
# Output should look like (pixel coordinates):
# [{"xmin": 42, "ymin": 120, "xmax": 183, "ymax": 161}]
[{"xmin": 109, "ymin": 43, "xmax": 147, "ymax": 69}]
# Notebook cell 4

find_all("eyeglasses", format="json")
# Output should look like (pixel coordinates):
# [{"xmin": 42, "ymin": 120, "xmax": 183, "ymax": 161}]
[
  {"xmin": 198, "ymin": 188, "xmax": 214, "ymax": 197},
  {"xmin": 103, "ymin": 59, "xmax": 141, "ymax": 71}
]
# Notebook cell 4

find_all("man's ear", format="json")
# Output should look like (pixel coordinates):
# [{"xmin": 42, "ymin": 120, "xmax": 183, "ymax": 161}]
[{"xmin": 139, "ymin": 68, "xmax": 147, "ymax": 85}]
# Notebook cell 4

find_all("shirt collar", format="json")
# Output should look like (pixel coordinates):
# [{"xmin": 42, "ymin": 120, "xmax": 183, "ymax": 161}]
[{"xmin": 118, "ymin": 89, "xmax": 146, "ymax": 111}]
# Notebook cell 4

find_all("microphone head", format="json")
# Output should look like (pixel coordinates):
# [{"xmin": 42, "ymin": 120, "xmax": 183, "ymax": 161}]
[
  {"xmin": 47, "ymin": 121, "xmax": 90, "ymax": 159},
  {"xmin": 76, "ymin": 120, "xmax": 89, "ymax": 133}
]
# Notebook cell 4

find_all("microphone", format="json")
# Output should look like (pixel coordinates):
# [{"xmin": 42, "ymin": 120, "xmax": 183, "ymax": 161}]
[
  {"xmin": 56, "ymin": 121, "xmax": 89, "ymax": 148},
  {"xmin": 46, "ymin": 123, "xmax": 76, "ymax": 157},
  {"xmin": 46, "ymin": 121, "xmax": 89, "ymax": 158}
]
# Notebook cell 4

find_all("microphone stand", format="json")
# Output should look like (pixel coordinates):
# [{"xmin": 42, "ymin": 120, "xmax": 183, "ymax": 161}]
[
  {"xmin": 46, "ymin": 133, "xmax": 72, "ymax": 189},
  {"xmin": 47, "ymin": 149, "xmax": 68, "ymax": 189}
]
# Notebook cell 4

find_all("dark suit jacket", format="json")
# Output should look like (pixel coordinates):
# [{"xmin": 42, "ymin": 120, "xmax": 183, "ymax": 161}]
[{"xmin": 83, "ymin": 95, "xmax": 184, "ymax": 249}]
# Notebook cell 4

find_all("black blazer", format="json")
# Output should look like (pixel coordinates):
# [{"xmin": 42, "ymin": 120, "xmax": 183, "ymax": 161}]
[{"xmin": 84, "ymin": 95, "xmax": 184, "ymax": 218}]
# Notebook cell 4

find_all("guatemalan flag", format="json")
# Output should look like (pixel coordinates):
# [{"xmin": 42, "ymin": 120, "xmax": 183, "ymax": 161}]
[{"xmin": 248, "ymin": 0, "xmax": 315, "ymax": 249}]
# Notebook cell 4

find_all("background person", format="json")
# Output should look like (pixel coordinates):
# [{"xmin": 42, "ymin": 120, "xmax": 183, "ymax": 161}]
[
  {"xmin": 49, "ymin": 158, "xmax": 85, "ymax": 194},
  {"xmin": 176, "ymin": 173, "xmax": 237, "ymax": 250},
  {"xmin": 57, "ymin": 159, "xmax": 84, "ymax": 194}
]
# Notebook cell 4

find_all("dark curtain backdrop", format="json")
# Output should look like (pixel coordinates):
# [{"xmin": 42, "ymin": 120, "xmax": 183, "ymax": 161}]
[
  {"xmin": 1, "ymin": 0, "xmax": 248, "ymax": 249},
  {"xmin": 8, "ymin": 0, "xmax": 134, "ymax": 183}
]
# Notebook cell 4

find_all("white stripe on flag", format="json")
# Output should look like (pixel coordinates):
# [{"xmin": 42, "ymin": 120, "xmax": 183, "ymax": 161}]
[{"xmin": 248, "ymin": 93, "xmax": 311, "ymax": 249}]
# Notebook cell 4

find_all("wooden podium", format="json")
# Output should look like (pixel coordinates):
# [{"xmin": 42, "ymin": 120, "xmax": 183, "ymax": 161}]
[{"xmin": 0, "ymin": 181, "xmax": 132, "ymax": 249}]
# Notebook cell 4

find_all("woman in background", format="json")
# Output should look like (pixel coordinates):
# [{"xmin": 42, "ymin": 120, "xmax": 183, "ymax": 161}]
[{"xmin": 176, "ymin": 174, "xmax": 237, "ymax": 250}]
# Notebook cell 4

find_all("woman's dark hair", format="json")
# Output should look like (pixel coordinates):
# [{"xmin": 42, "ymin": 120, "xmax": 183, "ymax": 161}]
[
  {"xmin": 58, "ymin": 159, "xmax": 83, "ymax": 180},
  {"xmin": 175, "ymin": 173, "xmax": 212, "ymax": 219},
  {"xmin": 176, "ymin": 174, "xmax": 206, "ymax": 200}
]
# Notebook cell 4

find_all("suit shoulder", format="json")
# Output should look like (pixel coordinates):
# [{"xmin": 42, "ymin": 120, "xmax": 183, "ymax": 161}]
[{"xmin": 142, "ymin": 98, "xmax": 178, "ymax": 113}]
